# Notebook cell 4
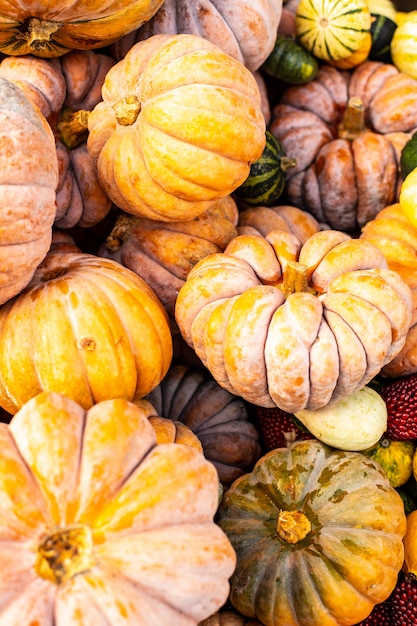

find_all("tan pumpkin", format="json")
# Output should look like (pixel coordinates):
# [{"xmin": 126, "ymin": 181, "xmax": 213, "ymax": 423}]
[
  {"xmin": 0, "ymin": 0, "xmax": 165, "ymax": 57},
  {"xmin": 0, "ymin": 247, "xmax": 173, "ymax": 414},
  {"xmin": 174, "ymin": 228, "xmax": 412, "ymax": 413},
  {"xmin": 99, "ymin": 196, "xmax": 239, "ymax": 317},
  {"xmin": 0, "ymin": 54, "xmax": 66, "ymax": 127},
  {"xmin": 54, "ymin": 141, "xmax": 112, "ymax": 229},
  {"xmin": 269, "ymin": 60, "xmax": 417, "ymax": 232},
  {"xmin": 111, "ymin": 0, "xmax": 283, "ymax": 72},
  {"xmin": 0, "ymin": 76, "xmax": 59, "ymax": 305},
  {"xmin": 0, "ymin": 52, "xmax": 113, "ymax": 229},
  {"xmin": 60, "ymin": 49, "xmax": 116, "ymax": 113},
  {"xmin": 87, "ymin": 33, "xmax": 266, "ymax": 222},
  {"xmin": 0, "ymin": 390, "xmax": 236, "ymax": 624},
  {"xmin": 145, "ymin": 363, "xmax": 262, "ymax": 485},
  {"xmin": 360, "ymin": 202, "xmax": 417, "ymax": 377}
]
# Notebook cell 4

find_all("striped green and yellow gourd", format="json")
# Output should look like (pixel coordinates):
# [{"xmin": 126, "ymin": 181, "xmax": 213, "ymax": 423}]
[
  {"xmin": 234, "ymin": 131, "xmax": 296, "ymax": 207},
  {"xmin": 295, "ymin": 0, "xmax": 372, "ymax": 62}
]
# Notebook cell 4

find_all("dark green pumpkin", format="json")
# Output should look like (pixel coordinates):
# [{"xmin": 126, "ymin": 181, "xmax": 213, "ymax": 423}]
[
  {"xmin": 217, "ymin": 439, "xmax": 406, "ymax": 626},
  {"xmin": 261, "ymin": 34, "xmax": 318, "ymax": 85},
  {"xmin": 401, "ymin": 131, "xmax": 417, "ymax": 179},
  {"xmin": 369, "ymin": 13, "xmax": 397, "ymax": 63},
  {"xmin": 234, "ymin": 131, "xmax": 296, "ymax": 207}
]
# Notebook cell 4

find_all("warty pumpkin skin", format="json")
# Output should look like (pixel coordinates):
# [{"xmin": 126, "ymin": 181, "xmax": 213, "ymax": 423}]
[
  {"xmin": 269, "ymin": 61, "xmax": 417, "ymax": 232},
  {"xmin": 174, "ymin": 228, "xmax": 413, "ymax": 413},
  {"xmin": 0, "ymin": 0, "xmax": 165, "ymax": 57},
  {"xmin": 0, "ymin": 248, "xmax": 173, "ymax": 414},
  {"xmin": 87, "ymin": 33, "xmax": 266, "ymax": 222},
  {"xmin": 145, "ymin": 363, "xmax": 262, "ymax": 486},
  {"xmin": 0, "ymin": 390, "xmax": 236, "ymax": 625},
  {"xmin": 217, "ymin": 439, "xmax": 407, "ymax": 626},
  {"xmin": 110, "ymin": 0, "xmax": 283, "ymax": 72},
  {"xmin": 0, "ymin": 76, "xmax": 59, "ymax": 306}
]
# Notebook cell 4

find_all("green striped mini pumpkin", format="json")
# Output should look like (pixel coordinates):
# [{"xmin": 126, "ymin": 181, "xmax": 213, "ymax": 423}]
[
  {"xmin": 295, "ymin": 0, "xmax": 372, "ymax": 62},
  {"xmin": 234, "ymin": 131, "xmax": 296, "ymax": 207},
  {"xmin": 261, "ymin": 34, "xmax": 318, "ymax": 85}
]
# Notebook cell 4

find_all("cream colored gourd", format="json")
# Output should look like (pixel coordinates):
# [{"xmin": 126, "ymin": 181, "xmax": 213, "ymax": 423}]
[{"xmin": 294, "ymin": 385, "xmax": 388, "ymax": 450}]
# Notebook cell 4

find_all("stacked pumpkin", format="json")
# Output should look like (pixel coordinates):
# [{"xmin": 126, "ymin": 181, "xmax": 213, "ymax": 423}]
[{"xmin": 0, "ymin": 0, "xmax": 416, "ymax": 625}]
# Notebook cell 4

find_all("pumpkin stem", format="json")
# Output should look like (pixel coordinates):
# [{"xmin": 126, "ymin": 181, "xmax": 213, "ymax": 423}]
[
  {"xmin": 57, "ymin": 108, "xmax": 90, "ymax": 149},
  {"xmin": 35, "ymin": 525, "xmax": 95, "ymax": 585},
  {"xmin": 278, "ymin": 259, "xmax": 312, "ymax": 297},
  {"xmin": 105, "ymin": 212, "xmax": 139, "ymax": 253},
  {"xmin": 23, "ymin": 18, "xmax": 61, "ymax": 51},
  {"xmin": 276, "ymin": 509, "xmax": 312, "ymax": 544},
  {"xmin": 114, "ymin": 95, "xmax": 141, "ymax": 125},
  {"xmin": 280, "ymin": 156, "xmax": 298, "ymax": 172},
  {"xmin": 338, "ymin": 97, "xmax": 366, "ymax": 140}
]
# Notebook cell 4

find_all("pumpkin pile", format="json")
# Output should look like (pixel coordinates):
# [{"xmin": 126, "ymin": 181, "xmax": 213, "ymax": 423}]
[{"xmin": 1, "ymin": 0, "xmax": 417, "ymax": 624}]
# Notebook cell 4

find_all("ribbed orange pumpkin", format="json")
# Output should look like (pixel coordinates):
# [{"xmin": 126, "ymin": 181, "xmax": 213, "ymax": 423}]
[
  {"xmin": 0, "ymin": 390, "xmax": 236, "ymax": 625},
  {"xmin": 0, "ymin": 0, "xmax": 165, "ymax": 57},
  {"xmin": 0, "ymin": 248, "xmax": 173, "ymax": 414},
  {"xmin": 360, "ymin": 202, "xmax": 417, "ymax": 377},
  {"xmin": 87, "ymin": 33, "xmax": 266, "ymax": 222},
  {"xmin": 175, "ymin": 228, "xmax": 412, "ymax": 413}
]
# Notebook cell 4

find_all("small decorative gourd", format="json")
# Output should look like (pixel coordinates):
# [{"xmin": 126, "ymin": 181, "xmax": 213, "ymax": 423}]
[
  {"xmin": 295, "ymin": 0, "xmax": 372, "ymax": 62},
  {"xmin": 0, "ymin": 390, "xmax": 236, "ymax": 625},
  {"xmin": 217, "ymin": 439, "xmax": 407, "ymax": 626}
]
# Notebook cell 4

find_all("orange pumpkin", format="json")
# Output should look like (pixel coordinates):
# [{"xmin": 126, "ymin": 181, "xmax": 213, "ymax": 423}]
[
  {"xmin": 99, "ymin": 196, "xmax": 239, "ymax": 317},
  {"xmin": 174, "ymin": 228, "xmax": 412, "ymax": 413},
  {"xmin": 111, "ymin": 0, "xmax": 283, "ymax": 72},
  {"xmin": 0, "ymin": 76, "xmax": 59, "ymax": 305},
  {"xmin": 0, "ymin": 248, "xmax": 173, "ymax": 414},
  {"xmin": 87, "ymin": 33, "xmax": 266, "ymax": 222},
  {"xmin": 0, "ymin": 53, "xmax": 66, "ymax": 127},
  {"xmin": 360, "ymin": 202, "xmax": 417, "ymax": 377},
  {"xmin": 0, "ymin": 390, "xmax": 236, "ymax": 624},
  {"xmin": 0, "ymin": 0, "xmax": 165, "ymax": 57}
]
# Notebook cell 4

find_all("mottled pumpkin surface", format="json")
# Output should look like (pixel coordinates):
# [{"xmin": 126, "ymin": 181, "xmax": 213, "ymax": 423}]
[
  {"xmin": 0, "ymin": 391, "xmax": 236, "ymax": 625},
  {"xmin": 217, "ymin": 439, "xmax": 406, "ymax": 626}
]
